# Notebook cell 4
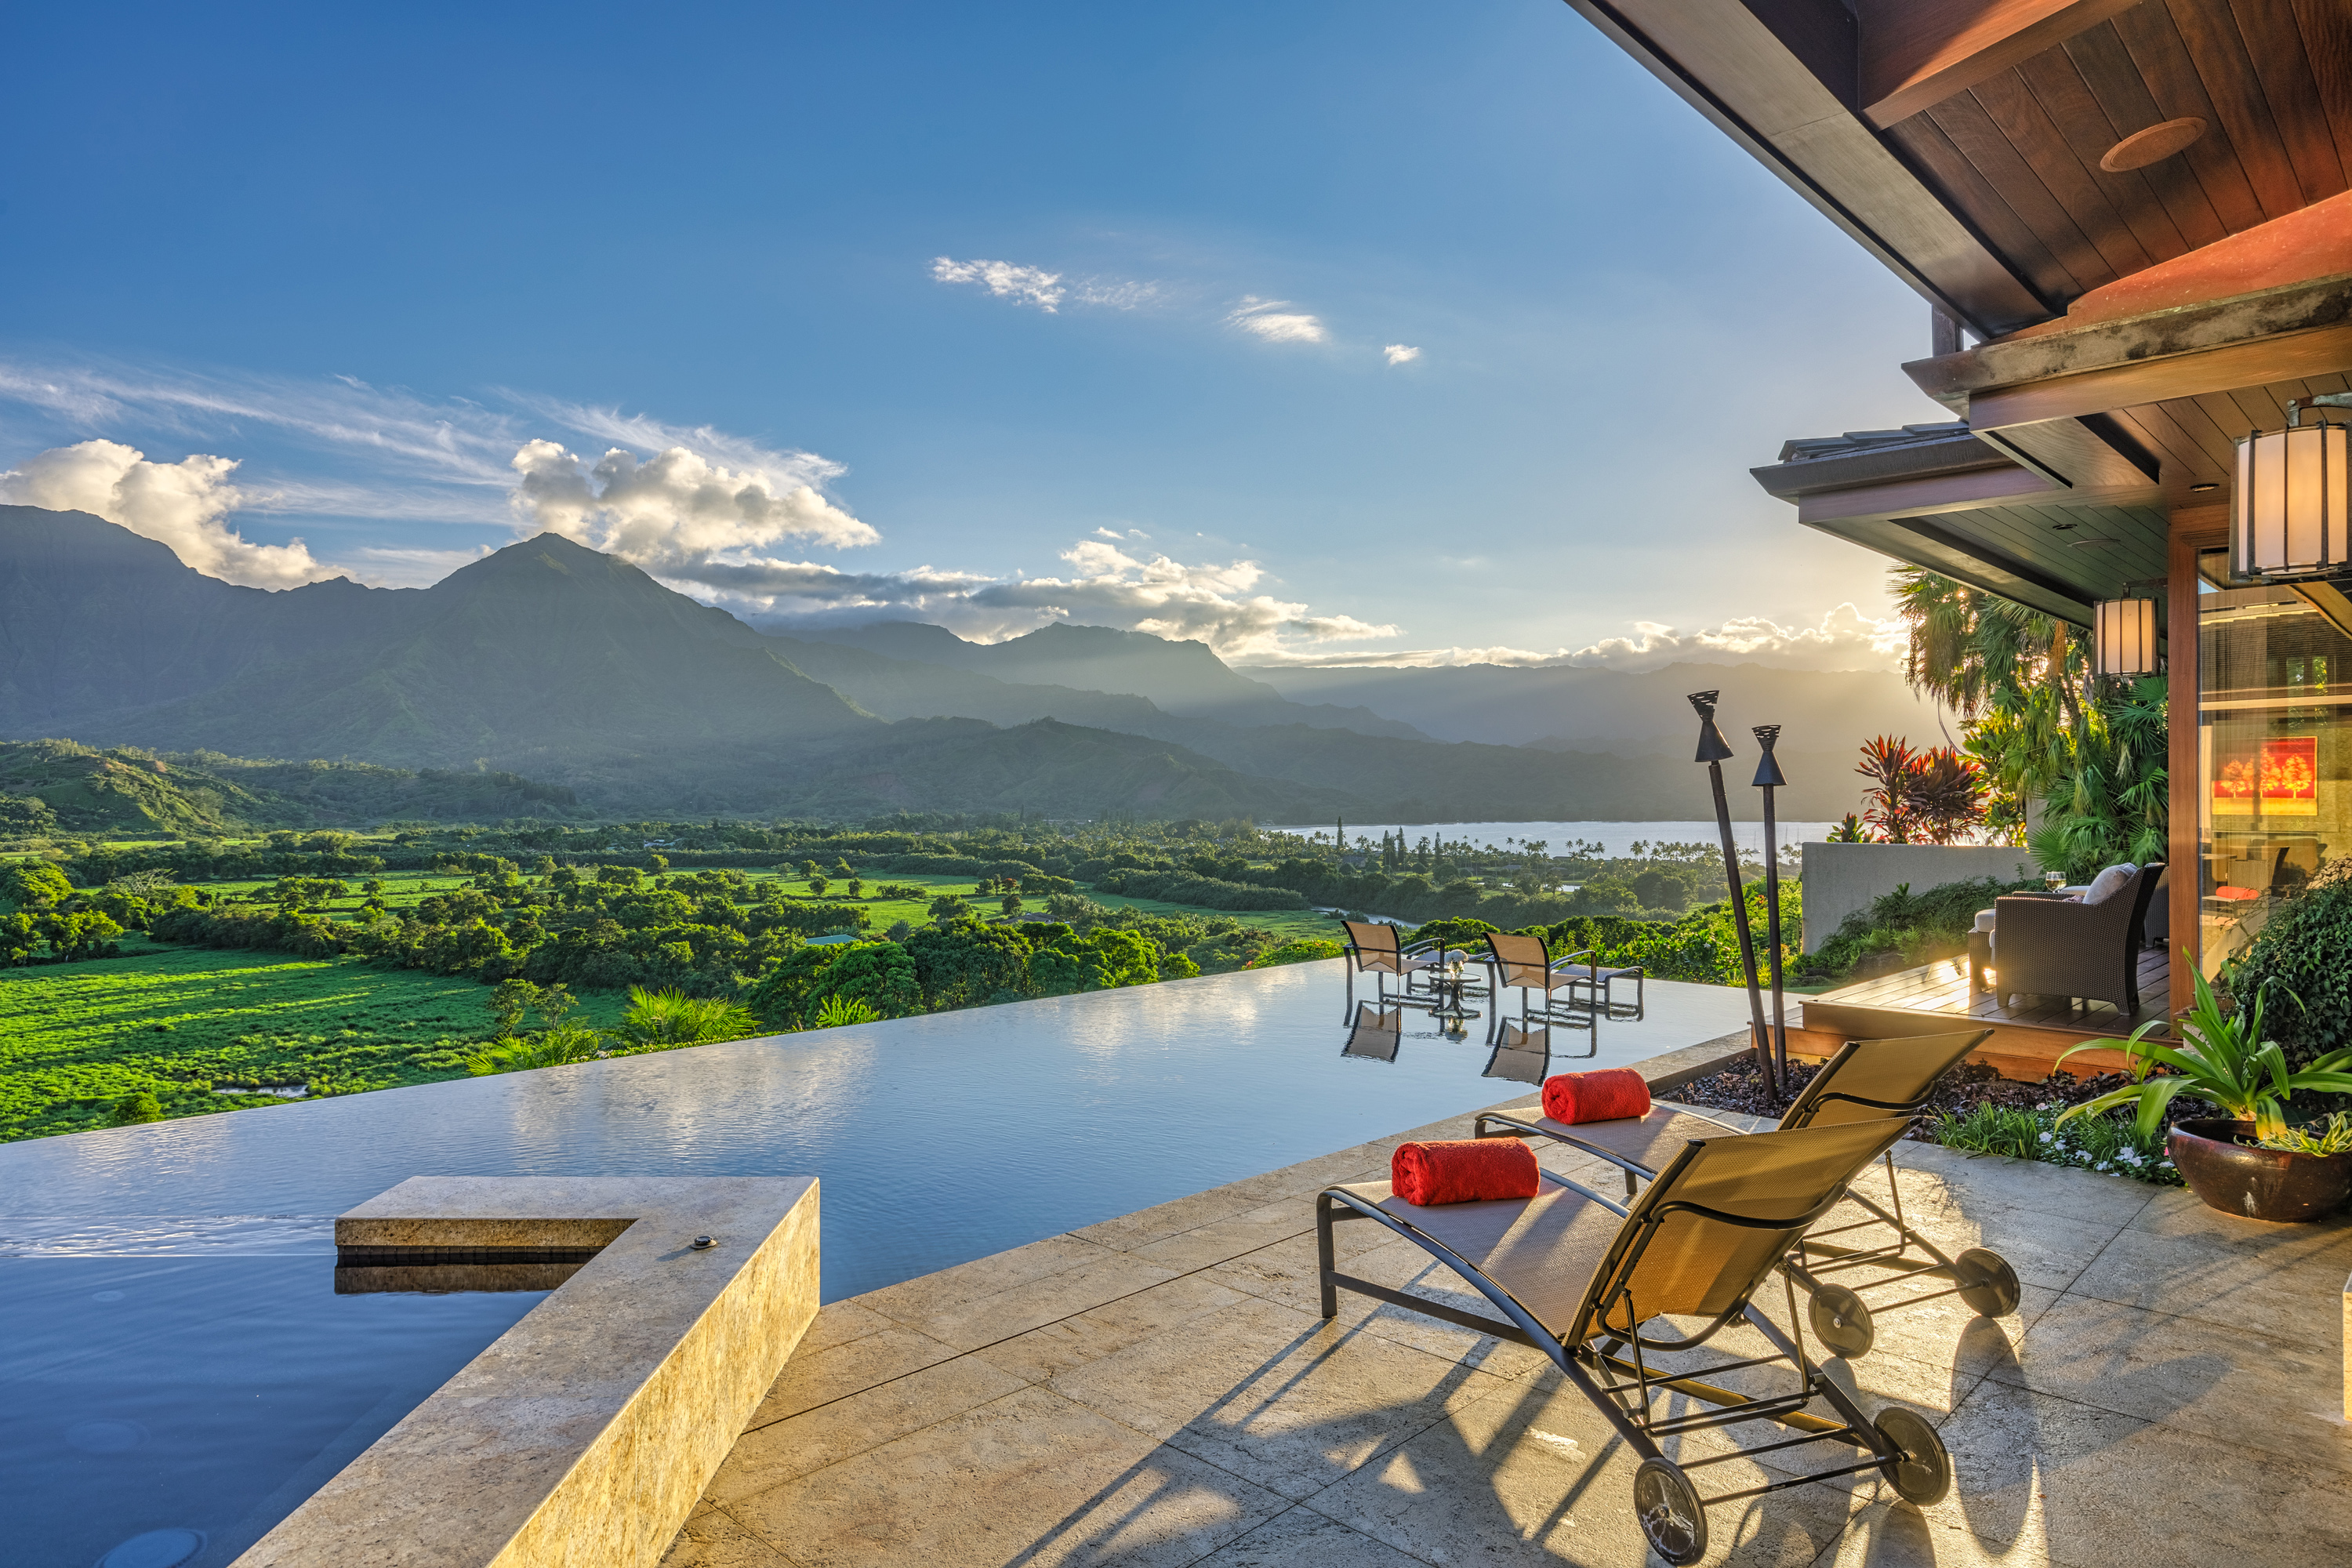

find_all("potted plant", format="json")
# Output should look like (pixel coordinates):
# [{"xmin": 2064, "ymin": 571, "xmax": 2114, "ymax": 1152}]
[{"xmin": 2057, "ymin": 964, "xmax": 2352, "ymax": 1221}]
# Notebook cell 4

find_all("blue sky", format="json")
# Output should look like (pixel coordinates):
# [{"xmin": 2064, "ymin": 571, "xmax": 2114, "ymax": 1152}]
[{"xmin": 0, "ymin": 1, "xmax": 1946, "ymax": 669}]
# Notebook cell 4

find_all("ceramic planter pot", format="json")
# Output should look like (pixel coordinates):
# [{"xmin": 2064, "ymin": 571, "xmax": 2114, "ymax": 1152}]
[{"xmin": 2168, "ymin": 1119, "xmax": 2352, "ymax": 1222}]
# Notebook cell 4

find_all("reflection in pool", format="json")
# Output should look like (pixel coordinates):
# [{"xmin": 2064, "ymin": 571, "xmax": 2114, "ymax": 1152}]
[
  {"xmin": 1, "ymin": 963, "xmax": 1749, "ymax": 1301},
  {"xmin": 0, "ymin": 962, "xmax": 1749, "ymax": 1559}
]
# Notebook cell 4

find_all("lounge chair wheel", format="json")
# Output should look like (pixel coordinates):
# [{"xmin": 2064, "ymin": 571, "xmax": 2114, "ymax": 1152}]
[
  {"xmin": 1808, "ymin": 1282, "xmax": 1875, "ymax": 1358},
  {"xmin": 1954, "ymin": 1247, "xmax": 2021, "ymax": 1317},
  {"xmin": 1873, "ymin": 1406, "xmax": 1952, "ymax": 1506},
  {"xmin": 1632, "ymin": 1457, "xmax": 1708, "ymax": 1566}
]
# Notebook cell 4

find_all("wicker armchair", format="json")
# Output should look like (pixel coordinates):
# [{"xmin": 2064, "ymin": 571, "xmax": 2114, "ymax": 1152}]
[{"xmin": 1988, "ymin": 863, "xmax": 2164, "ymax": 1014}]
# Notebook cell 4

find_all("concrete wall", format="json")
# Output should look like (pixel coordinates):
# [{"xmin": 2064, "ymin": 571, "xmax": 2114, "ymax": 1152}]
[{"xmin": 1800, "ymin": 841, "xmax": 2042, "ymax": 953}]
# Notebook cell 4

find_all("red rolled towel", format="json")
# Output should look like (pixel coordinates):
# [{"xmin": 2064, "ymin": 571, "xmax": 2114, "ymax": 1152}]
[
  {"xmin": 1390, "ymin": 1138, "xmax": 1541, "ymax": 1207},
  {"xmin": 1542, "ymin": 1068, "xmax": 1652, "ymax": 1124}
]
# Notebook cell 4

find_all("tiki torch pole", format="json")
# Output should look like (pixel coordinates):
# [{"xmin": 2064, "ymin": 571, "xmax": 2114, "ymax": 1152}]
[
  {"xmin": 1689, "ymin": 691, "xmax": 1776, "ymax": 1098},
  {"xmin": 1752, "ymin": 724, "xmax": 1790, "ymax": 1085}
]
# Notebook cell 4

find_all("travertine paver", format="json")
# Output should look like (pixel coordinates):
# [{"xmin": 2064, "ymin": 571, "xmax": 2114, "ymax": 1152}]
[{"xmin": 662, "ymin": 1082, "xmax": 2352, "ymax": 1567}]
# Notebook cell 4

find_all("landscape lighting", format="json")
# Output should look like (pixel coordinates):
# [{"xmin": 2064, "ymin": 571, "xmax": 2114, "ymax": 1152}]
[
  {"xmin": 2234, "ymin": 394, "xmax": 2352, "ymax": 581},
  {"xmin": 2092, "ymin": 595, "xmax": 2160, "ymax": 677},
  {"xmin": 1751, "ymin": 724, "xmax": 1789, "ymax": 1083},
  {"xmin": 1689, "ymin": 690, "xmax": 1774, "ymax": 1098}
]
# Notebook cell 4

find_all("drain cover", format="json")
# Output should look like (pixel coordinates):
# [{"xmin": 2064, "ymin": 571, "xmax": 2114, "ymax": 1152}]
[
  {"xmin": 98, "ymin": 1528, "xmax": 205, "ymax": 1568},
  {"xmin": 67, "ymin": 1419, "xmax": 147, "ymax": 1453}
]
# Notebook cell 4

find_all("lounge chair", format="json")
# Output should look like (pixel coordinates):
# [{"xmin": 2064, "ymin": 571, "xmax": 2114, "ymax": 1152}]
[
  {"xmin": 1484, "ymin": 931, "xmax": 1644, "ymax": 1020},
  {"xmin": 1341, "ymin": 1001, "xmax": 1403, "ymax": 1063},
  {"xmin": 1473, "ymin": 1028, "xmax": 2016, "ymax": 1357},
  {"xmin": 1342, "ymin": 920, "xmax": 1464, "ymax": 1012},
  {"xmin": 1318, "ymin": 1117, "xmax": 1954, "ymax": 1564}
]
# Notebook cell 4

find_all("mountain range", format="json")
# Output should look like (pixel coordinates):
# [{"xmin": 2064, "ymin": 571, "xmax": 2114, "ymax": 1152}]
[{"xmin": 2, "ymin": 505, "xmax": 1930, "ymax": 821}]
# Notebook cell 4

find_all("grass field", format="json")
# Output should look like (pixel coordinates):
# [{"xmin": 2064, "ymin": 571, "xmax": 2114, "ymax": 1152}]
[
  {"xmin": 0, "ymin": 939, "xmax": 631, "ymax": 1143},
  {"xmin": 0, "ymin": 869, "xmax": 1345, "ymax": 1142}
]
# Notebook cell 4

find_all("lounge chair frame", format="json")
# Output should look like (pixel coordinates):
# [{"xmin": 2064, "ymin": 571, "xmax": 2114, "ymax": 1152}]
[
  {"xmin": 1317, "ymin": 1122, "xmax": 1949, "ymax": 1563},
  {"xmin": 1472, "ymin": 1029, "xmax": 2019, "ymax": 1357},
  {"xmin": 1483, "ymin": 931, "xmax": 1645, "ymax": 1022},
  {"xmin": 1342, "ymin": 920, "xmax": 1482, "ymax": 1014}
]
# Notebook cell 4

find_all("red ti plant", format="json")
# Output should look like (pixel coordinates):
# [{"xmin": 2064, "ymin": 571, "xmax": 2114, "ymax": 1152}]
[{"xmin": 1855, "ymin": 737, "xmax": 1987, "ymax": 844}]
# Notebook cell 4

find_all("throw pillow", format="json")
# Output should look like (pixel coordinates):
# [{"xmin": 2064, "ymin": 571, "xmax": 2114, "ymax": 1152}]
[{"xmin": 2082, "ymin": 862, "xmax": 2138, "ymax": 905}]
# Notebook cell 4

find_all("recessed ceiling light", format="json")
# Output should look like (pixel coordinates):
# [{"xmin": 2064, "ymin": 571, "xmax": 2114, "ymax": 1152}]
[
  {"xmin": 2053, "ymin": 521, "xmax": 2078, "ymax": 530},
  {"xmin": 2069, "ymin": 535, "xmax": 2121, "ymax": 548},
  {"xmin": 2101, "ymin": 117, "xmax": 2207, "ymax": 172},
  {"xmin": 2190, "ymin": 482, "xmax": 2220, "ymax": 493}
]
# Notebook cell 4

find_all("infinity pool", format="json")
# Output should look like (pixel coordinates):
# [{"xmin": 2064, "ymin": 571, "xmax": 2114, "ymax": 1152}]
[{"xmin": 0, "ymin": 961, "xmax": 1748, "ymax": 1564}]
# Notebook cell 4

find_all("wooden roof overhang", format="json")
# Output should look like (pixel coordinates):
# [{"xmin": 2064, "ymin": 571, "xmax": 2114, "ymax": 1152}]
[
  {"xmin": 1749, "ymin": 423, "xmax": 2163, "ymax": 624},
  {"xmin": 1567, "ymin": 0, "xmax": 2352, "ymax": 614}
]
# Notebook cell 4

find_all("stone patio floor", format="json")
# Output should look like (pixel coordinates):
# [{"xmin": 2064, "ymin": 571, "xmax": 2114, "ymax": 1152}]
[{"xmin": 658, "ymin": 1073, "xmax": 2352, "ymax": 1567}]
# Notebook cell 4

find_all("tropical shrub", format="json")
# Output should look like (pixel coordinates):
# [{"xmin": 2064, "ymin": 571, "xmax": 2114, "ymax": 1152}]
[
  {"xmin": 1854, "ymin": 736, "xmax": 1987, "ymax": 844},
  {"xmin": 614, "ymin": 985, "xmax": 763, "ymax": 1050},
  {"xmin": 2222, "ymin": 857, "xmax": 2352, "ymax": 1077},
  {"xmin": 2031, "ymin": 676, "xmax": 2166, "ymax": 880},
  {"xmin": 2059, "ymin": 965, "xmax": 2352, "ymax": 1141},
  {"xmin": 811, "ymin": 995, "xmax": 883, "ymax": 1028},
  {"xmin": 1247, "ymin": 938, "xmax": 1344, "ymax": 968},
  {"xmin": 1790, "ymin": 876, "xmax": 2042, "ymax": 985},
  {"xmin": 467, "ymin": 1024, "xmax": 605, "ymax": 1075},
  {"xmin": 903, "ymin": 919, "xmax": 1033, "ymax": 1010}
]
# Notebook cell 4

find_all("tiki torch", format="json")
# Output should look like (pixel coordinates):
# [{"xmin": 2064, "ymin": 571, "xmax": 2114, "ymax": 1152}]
[
  {"xmin": 1752, "ymin": 724, "xmax": 1789, "ymax": 1085},
  {"xmin": 1689, "ymin": 691, "xmax": 1776, "ymax": 1098}
]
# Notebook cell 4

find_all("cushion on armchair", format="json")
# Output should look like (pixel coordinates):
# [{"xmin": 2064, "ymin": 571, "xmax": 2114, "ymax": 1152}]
[
  {"xmin": 2082, "ymin": 862, "xmax": 2138, "ymax": 905},
  {"xmin": 1973, "ymin": 908, "xmax": 1998, "ymax": 933}
]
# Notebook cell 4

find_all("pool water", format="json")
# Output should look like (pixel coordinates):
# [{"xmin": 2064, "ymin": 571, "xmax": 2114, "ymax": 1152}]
[
  {"xmin": 0, "ymin": 962, "xmax": 1749, "ymax": 1561},
  {"xmin": 0, "ymin": 1251, "xmax": 546, "ymax": 1567}
]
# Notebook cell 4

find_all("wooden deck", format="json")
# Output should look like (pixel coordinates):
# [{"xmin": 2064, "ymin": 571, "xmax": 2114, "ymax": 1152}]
[{"xmin": 1798, "ymin": 948, "xmax": 2169, "ymax": 1080}]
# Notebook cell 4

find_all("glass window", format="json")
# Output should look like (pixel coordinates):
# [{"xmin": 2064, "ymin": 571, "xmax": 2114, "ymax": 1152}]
[{"xmin": 2196, "ymin": 551, "xmax": 2352, "ymax": 976}]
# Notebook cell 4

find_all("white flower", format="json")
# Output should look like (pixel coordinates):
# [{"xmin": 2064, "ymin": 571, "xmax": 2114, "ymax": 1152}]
[{"xmin": 2039, "ymin": 1131, "xmax": 2054, "ymax": 1143}]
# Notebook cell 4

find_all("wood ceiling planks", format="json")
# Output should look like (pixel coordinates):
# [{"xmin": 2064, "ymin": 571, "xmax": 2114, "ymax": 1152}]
[{"xmin": 1887, "ymin": 0, "xmax": 2350, "ymax": 310}]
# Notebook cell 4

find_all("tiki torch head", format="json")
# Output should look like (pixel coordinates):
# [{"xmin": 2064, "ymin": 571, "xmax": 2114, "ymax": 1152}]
[
  {"xmin": 1687, "ymin": 691, "xmax": 1735, "ymax": 764},
  {"xmin": 1751, "ymin": 724, "xmax": 1788, "ymax": 788}
]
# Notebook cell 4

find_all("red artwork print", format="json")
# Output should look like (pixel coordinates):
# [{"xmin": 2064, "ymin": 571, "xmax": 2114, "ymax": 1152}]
[{"xmin": 2213, "ymin": 736, "xmax": 2319, "ymax": 815}]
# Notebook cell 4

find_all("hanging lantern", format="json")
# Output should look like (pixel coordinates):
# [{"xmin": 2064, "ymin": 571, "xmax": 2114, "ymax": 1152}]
[
  {"xmin": 2092, "ymin": 596, "xmax": 2159, "ymax": 677},
  {"xmin": 2234, "ymin": 398, "xmax": 2352, "ymax": 580}
]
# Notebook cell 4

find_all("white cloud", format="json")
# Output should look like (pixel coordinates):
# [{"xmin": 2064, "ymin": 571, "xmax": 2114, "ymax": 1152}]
[
  {"xmin": 1384, "ymin": 344, "xmax": 1421, "ymax": 365},
  {"xmin": 1073, "ymin": 278, "xmax": 1162, "ymax": 310},
  {"xmin": 509, "ymin": 439, "xmax": 880, "ymax": 572},
  {"xmin": 932, "ymin": 256, "xmax": 1067, "ymax": 312},
  {"xmin": 953, "ymin": 539, "xmax": 1395, "ymax": 657},
  {"xmin": 1230, "ymin": 607, "xmax": 1907, "ymax": 673},
  {"xmin": 1565, "ymin": 605, "xmax": 1907, "ymax": 672},
  {"xmin": 1092, "ymin": 526, "xmax": 1124, "ymax": 539},
  {"xmin": 0, "ymin": 439, "xmax": 328, "ymax": 588},
  {"xmin": 1226, "ymin": 297, "xmax": 1327, "ymax": 345},
  {"xmin": 931, "ymin": 256, "xmax": 1161, "ymax": 314}
]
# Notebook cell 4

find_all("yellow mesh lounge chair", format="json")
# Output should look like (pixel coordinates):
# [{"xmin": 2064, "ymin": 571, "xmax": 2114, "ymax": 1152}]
[
  {"xmin": 1484, "ymin": 931, "xmax": 1644, "ymax": 1021},
  {"xmin": 1473, "ymin": 1028, "xmax": 2018, "ymax": 1357},
  {"xmin": 1318, "ymin": 1118, "xmax": 1953, "ymax": 1565},
  {"xmin": 1341, "ymin": 920, "xmax": 1457, "ymax": 1012}
]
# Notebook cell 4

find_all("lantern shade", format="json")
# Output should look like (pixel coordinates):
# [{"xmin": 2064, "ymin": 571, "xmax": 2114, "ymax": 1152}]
[
  {"xmin": 2093, "ymin": 597, "xmax": 2159, "ymax": 677},
  {"xmin": 2234, "ymin": 419, "xmax": 2350, "ymax": 579}
]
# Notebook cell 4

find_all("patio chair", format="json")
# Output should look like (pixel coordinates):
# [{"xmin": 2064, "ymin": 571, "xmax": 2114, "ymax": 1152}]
[
  {"xmin": 1485, "ymin": 931, "xmax": 1643, "ymax": 1020},
  {"xmin": 1341, "ymin": 1001, "xmax": 1403, "ymax": 1063},
  {"xmin": 1986, "ymin": 862, "xmax": 2164, "ymax": 1014},
  {"xmin": 1341, "ymin": 920, "xmax": 1458, "ymax": 1012},
  {"xmin": 1472, "ymin": 1028, "xmax": 2016, "ymax": 1358},
  {"xmin": 1318, "ymin": 1117, "xmax": 1953, "ymax": 1565}
]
